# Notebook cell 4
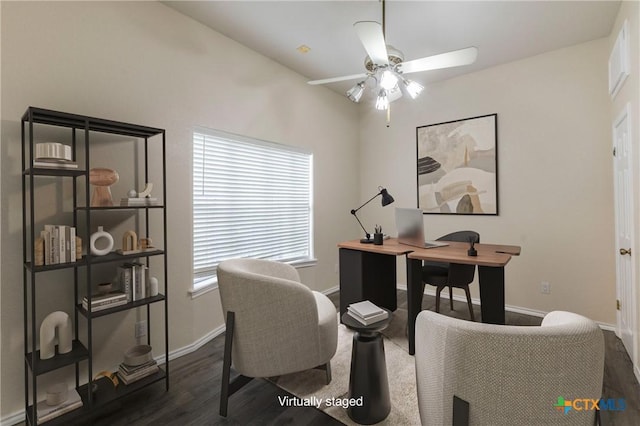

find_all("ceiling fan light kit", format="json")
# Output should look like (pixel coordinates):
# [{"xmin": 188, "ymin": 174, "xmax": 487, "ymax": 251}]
[
  {"xmin": 308, "ymin": 0, "xmax": 478, "ymax": 113},
  {"xmin": 375, "ymin": 89, "xmax": 389, "ymax": 111}
]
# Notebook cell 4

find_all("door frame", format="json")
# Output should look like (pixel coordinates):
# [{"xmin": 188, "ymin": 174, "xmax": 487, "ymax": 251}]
[{"xmin": 613, "ymin": 102, "xmax": 637, "ymax": 366}]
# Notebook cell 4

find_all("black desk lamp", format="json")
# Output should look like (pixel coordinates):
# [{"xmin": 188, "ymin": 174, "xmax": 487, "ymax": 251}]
[{"xmin": 350, "ymin": 186, "xmax": 395, "ymax": 243}]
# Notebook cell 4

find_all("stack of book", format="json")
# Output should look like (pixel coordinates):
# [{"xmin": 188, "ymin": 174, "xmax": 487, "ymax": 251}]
[
  {"xmin": 82, "ymin": 291, "xmax": 128, "ymax": 312},
  {"xmin": 118, "ymin": 359, "xmax": 159, "ymax": 385},
  {"xmin": 33, "ymin": 159, "xmax": 79, "ymax": 170},
  {"xmin": 347, "ymin": 300, "xmax": 389, "ymax": 325},
  {"xmin": 40, "ymin": 225, "xmax": 77, "ymax": 265},
  {"xmin": 35, "ymin": 388, "xmax": 82, "ymax": 424},
  {"xmin": 117, "ymin": 263, "xmax": 148, "ymax": 302}
]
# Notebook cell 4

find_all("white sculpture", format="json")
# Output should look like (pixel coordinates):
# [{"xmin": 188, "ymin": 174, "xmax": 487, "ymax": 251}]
[{"xmin": 40, "ymin": 311, "xmax": 73, "ymax": 360}]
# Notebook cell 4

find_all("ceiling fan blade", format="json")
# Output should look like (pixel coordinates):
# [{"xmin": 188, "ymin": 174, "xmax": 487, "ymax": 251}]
[
  {"xmin": 354, "ymin": 21, "xmax": 389, "ymax": 66},
  {"xmin": 308, "ymin": 73, "xmax": 368, "ymax": 85},
  {"xmin": 398, "ymin": 47, "xmax": 478, "ymax": 74}
]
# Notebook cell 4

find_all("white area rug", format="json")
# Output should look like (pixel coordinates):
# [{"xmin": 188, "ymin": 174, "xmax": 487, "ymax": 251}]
[{"xmin": 270, "ymin": 310, "xmax": 420, "ymax": 425}]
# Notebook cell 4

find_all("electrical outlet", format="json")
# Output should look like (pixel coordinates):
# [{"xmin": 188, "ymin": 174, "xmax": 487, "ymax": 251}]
[
  {"xmin": 135, "ymin": 320, "xmax": 147, "ymax": 338},
  {"xmin": 541, "ymin": 281, "xmax": 551, "ymax": 294}
]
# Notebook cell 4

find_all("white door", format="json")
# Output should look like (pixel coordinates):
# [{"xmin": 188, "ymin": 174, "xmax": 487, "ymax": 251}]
[{"xmin": 613, "ymin": 103, "xmax": 636, "ymax": 358}]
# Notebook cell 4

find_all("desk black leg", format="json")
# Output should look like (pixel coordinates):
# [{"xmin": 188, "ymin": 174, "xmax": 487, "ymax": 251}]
[
  {"xmin": 407, "ymin": 257, "xmax": 423, "ymax": 355},
  {"xmin": 478, "ymin": 266, "xmax": 505, "ymax": 324},
  {"xmin": 339, "ymin": 248, "xmax": 397, "ymax": 319}
]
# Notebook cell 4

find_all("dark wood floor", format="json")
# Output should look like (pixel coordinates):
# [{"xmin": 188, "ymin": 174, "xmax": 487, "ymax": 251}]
[{"xmin": 64, "ymin": 290, "xmax": 639, "ymax": 426}]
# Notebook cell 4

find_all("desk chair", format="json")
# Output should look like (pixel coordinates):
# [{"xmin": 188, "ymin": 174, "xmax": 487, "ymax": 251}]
[
  {"xmin": 422, "ymin": 231, "xmax": 479, "ymax": 321},
  {"xmin": 217, "ymin": 258, "xmax": 338, "ymax": 416}
]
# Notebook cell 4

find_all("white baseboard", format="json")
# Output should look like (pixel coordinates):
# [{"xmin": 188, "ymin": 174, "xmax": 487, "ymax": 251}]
[
  {"xmin": 322, "ymin": 285, "xmax": 339, "ymax": 296},
  {"xmin": 1, "ymin": 411, "xmax": 24, "ymax": 426},
  {"xmin": 399, "ymin": 284, "xmax": 616, "ymax": 331},
  {"xmin": 1, "ymin": 324, "xmax": 228, "ymax": 426}
]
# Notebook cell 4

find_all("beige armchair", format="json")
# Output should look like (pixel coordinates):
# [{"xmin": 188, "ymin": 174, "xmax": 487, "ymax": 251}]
[
  {"xmin": 217, "ymin": 258, "xmax": 338, "ymax": 416},
  {"xmin": 415, "ymin": 310, "xmax": 604, "ymax": 426}
]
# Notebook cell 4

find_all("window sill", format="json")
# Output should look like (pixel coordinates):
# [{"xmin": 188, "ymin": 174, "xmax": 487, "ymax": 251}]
[
  {"xmin": 189, "ymin": 258, "xmax": 318, "ymax": 299},
  {"xmin": 189, "ymin": 276, "xmax": 218, "ymax": 299}
]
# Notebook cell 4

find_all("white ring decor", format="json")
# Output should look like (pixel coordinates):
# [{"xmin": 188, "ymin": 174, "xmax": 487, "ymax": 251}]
[
  {"xmin": 40, "ymin": 311, "xmax": 72, "ymax": 360},
  {"xmin": 90, "ymin": 226, "xmax": 114, "ymax": 256}
]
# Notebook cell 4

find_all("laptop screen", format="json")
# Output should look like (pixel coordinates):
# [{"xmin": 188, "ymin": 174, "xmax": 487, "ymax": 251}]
[{"xmin": 395, "ymin": 208, "xmax": 426, "ymax": 248}]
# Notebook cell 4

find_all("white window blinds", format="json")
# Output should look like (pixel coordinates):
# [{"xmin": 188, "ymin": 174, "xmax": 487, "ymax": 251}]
[{"xmin": 193, "ymin": 129, "xmax": 313, "ymax": 284}]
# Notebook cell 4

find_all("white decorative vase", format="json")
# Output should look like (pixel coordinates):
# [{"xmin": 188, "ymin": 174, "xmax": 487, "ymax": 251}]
[
  {"xmin": 90, "ymin": 226, "xmax": 114, "ymax": 256},
  {"xmin": 149, "ymin": 277, "xmax": 159, "ymax": 297}
]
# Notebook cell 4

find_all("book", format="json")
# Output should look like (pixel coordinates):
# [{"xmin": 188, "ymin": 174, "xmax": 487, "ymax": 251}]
[
  {"xmin": 131, "ymin": 263, "xmax": 147, "ymax": 301},
  {"xmin": 82, "ymin": 299, "xmax": 127, "ymax": 312},
  {"xmin": 120, "ymin": 359, "xmax": 157, "ymax": 374},
  {"xmin": 84, "ymin": 291, "xmax": 127, "ymax": 304},
  {"xmin": 36, "ymin": 388, "xmax": 82, "ymax": 424},
  {"xmin": 118, "ymin": 265, "xmax": 133, "ymax": 302},
  {"xmin": 40, "ymin": 229, "xmax": 51, "ymax": 265},
  {"xmin": 69, "ymin": 227, "xmax": 76, "ymax": 262},
  {"xmin": 118, "ymin": 360, "xmax": 159, "ymax": 385},
  {"xmin": 120, "ymin": 197, "xmax": 160, "ymax": 206},
  {"xmin": 348, "ymin": 300, "xmax": 385, "ymax": 319},
  {"xmin": 33, "ymin": 160, "xmax": 78, "ymax": 170},
  {"xmin": 346, "ymin": 309, "xmax": 389, "ymax": 326},
  {"xmin": 40, "ymin": 225, "xmax": 77, "ymax": 265}
]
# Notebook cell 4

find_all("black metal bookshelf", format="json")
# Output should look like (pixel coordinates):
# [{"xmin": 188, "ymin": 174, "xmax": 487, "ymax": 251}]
[{"xmin": 21, "ymin": 106, "xmax": 169, "ymax": 425}]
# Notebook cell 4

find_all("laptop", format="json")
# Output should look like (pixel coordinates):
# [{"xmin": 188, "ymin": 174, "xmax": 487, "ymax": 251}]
[{"xmin": 395, "ymin": 207, "xmax": 448, "ymax": 249}]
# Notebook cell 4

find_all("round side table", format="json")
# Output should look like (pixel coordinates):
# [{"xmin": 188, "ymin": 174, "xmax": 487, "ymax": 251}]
[{"xmin": 342, "ymin": 309, "xmax": 392, "ymax": 425}]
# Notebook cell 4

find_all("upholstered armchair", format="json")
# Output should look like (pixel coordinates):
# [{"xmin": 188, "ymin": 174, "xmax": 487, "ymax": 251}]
[
  {"xmin": 415, "ymin": 310, "xmax": 604, "ymax": 426},
  {"xmin": 217, "ymin": 258, "xmax": 338, "ymax": 416}
]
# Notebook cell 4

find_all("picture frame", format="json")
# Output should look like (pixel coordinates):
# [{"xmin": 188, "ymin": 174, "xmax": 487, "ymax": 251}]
[{"xmin": 416, "ymin": 113, "xmax": 498, "ymax": 215}]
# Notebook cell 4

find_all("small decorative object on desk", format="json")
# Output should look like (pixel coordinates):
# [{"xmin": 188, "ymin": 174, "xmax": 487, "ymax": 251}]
[
  {"xmin": 467, "ymin": 236, "xmax": 478, "ymax": 257},
  {"xmin": 373, "ymin": 225, "xmax": 384, "ymax": 245},
  {"xmin": 347, "ymin": 300, "xmax": 389, "ymax": 325}
]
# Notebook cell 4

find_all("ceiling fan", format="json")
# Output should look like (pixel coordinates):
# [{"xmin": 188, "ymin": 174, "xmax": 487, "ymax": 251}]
[{"xmin": 308, "ymin": 0, "xmax": 478, "ymax": 111}]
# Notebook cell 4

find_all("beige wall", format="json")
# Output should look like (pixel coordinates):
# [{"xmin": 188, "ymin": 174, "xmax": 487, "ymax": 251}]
[
  {"xmin": 609, "ymin": 1, "xmax": 640, "ymax": 378},
  {"xmin": 0, "ymin": 0, "xmax": 631, "ymax": 422},
  {"xmin": 358, "ymin": 38, "xmax": 616, "ymax": 325},
  {"xmin": 0, "ymin": 1, "xmax": 358, "ymax": 419}
]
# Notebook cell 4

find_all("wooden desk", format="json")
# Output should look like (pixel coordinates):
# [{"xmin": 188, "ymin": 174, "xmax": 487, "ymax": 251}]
[
  {"xmin": 338, "ymin": 238, "xmax": 521, "ymax": 355},
  {"xmin": 337, "ymin": 239, "xmax": 412, "ymax": 317},
  {"xmin": 406, "ymin": 241, "xmax": 520, "ymax": 354}
]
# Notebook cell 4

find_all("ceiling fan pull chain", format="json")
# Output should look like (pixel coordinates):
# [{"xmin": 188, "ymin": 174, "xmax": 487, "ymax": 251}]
[{"xmin": 386, "ymin": 102, "xmax": 391, "ymax": 127}]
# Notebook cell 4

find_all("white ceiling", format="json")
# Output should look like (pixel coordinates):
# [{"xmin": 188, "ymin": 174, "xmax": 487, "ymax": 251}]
[{"xmin": 163, "ymin": 1, "xmax": 621, "ymax": 97}]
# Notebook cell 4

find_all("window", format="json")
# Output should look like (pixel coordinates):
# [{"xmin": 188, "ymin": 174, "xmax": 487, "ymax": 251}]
[{"xmin": 192, "ymin": 129, "xmax": 314, "ymax": 294}]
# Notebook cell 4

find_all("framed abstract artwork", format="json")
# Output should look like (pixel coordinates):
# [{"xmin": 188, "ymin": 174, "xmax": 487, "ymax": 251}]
[{"xmin": 416, "ymin": 114, "xmax": 498, "ymax": 215}]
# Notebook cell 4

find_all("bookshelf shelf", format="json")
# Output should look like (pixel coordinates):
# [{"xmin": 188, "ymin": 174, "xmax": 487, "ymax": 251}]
[
  {"xmin": 25, "ymin": 340, "xmax": 89, "ymax": 375},
  {"xmin": 77, "ymin": 294, "xmax": 165, "ymax": 318}
]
